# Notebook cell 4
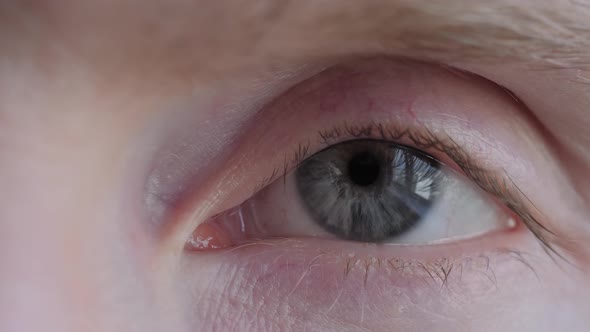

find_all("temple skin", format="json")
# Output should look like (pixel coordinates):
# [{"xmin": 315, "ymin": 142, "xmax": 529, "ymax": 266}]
[{"xmin": 1, "ymin": 1, "xmax": 590, "ymax": 331}]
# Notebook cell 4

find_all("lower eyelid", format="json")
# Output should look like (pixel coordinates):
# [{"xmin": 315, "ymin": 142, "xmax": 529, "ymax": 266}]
[
  {"xmin": 189, "ymin": 211, "xmax": 528, "ymax": 256},
  {"xmin": 183, "ymin": 236, "xmax": 543, "ymax": 330}
]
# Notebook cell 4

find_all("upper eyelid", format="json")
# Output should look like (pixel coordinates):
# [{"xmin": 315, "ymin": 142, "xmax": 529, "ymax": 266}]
[{"xmin": 253, "ymin": 121, "xmax": 563, "ymax": 261}]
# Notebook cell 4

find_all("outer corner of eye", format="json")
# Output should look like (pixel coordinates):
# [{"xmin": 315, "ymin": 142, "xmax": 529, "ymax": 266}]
[{"xmin": 185, "ymin": 138, "xmax": 519, "ymax": 253}]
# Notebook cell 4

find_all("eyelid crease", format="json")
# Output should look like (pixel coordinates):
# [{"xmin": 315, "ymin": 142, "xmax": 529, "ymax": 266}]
[{"xmin": 253, "ymin": 121, "xmax": 566, "ymax": 263}]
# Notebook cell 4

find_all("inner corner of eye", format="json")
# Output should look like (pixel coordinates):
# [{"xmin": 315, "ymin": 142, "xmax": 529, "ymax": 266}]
[
  {"xmin": 186, "ymin": 222, "xmax": 228, "ymax": 251},
  {"xmin": 185, "ymin": 202, "xmax": 261, "ymax": 252},
  {"xmin": 185, "ymin": 211, "xmax": 238, "ymax": 251}
]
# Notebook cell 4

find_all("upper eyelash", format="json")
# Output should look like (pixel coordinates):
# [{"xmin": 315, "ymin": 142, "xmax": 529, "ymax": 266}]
[{"xmin": 255, "ymin": 121, "xmax": 564, "ymax": 262}]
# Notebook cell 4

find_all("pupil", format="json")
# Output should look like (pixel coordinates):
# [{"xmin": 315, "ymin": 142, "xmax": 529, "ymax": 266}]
[{"xmin": 347, "ymin": 151, "xmax": 381, "ymax": 187}]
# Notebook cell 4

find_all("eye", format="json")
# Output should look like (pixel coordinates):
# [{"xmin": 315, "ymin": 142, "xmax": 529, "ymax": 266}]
[{"xmin": 186, "ymin": 137, "xmax": 514, "ymax": 250}]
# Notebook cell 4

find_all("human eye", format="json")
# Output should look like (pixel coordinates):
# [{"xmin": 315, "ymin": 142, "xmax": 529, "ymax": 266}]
[
  {"xmin": 188, "ymin": 138, "xmax": 514, "ymax": 249},
  {"xmin": 177, "ymin": 58, "xmax": 576, "ymax": 331}
]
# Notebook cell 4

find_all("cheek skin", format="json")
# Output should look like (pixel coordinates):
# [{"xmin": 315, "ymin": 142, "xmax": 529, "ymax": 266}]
[{"xmin": 0, "ymin": 63, "xmax": 188, "ymax": 331}]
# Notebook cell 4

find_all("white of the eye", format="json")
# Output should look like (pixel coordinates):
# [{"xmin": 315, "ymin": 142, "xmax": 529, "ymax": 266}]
[{"xmin": 385, "ymin": 167, "xmax": 512, "ymax": 245}]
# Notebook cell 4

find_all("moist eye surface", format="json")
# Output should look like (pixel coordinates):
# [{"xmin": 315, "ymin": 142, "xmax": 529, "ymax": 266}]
[{"xmin": 295, "ymin": 139, "xmax": 443, "ymax": 242}]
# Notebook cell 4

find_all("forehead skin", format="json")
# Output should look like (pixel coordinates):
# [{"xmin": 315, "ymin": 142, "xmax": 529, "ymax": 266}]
[
  {"xmin": 1, "ymin": 0, "xmax": 589, "ymax": 190},
  {"xmin": 2, "ymin": 1, "xmax": 589, "ymax": 75}
]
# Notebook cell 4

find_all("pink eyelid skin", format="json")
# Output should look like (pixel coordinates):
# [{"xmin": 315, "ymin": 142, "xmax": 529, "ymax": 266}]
[{"xmin": 174, "ymin": 59, "xmax": 585, "ymax": 329}]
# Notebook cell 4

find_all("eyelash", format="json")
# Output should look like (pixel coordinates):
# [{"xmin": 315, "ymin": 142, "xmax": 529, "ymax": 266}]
[{"xmin": 253, "ymin": 121, "xmax": 562, "ymax": 260}]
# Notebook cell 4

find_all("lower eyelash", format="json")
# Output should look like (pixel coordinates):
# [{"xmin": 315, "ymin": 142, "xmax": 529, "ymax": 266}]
[{"xmin": 217, "ymin": 237, "xmax": 542, "ymax": 292}]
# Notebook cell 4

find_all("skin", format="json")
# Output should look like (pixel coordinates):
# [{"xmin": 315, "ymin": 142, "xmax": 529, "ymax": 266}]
[{"xmin": 1, "ymin": 1, "xmax": 590, "ymax": 331}]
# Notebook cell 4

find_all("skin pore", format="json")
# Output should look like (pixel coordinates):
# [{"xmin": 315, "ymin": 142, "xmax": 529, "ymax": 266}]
[{"xmin": 1, "ymin": 1, "xmax": 590, "ymax": 331}]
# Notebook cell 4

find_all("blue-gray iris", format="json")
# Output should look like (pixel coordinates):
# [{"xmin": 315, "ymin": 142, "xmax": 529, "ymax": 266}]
[{"xmin": 295, "ymin": 139, "xmax": 444, "ymax": 242}]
